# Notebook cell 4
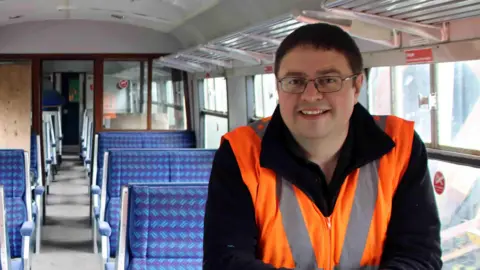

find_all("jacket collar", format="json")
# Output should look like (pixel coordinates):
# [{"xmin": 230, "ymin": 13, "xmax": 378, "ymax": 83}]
[{"xmin": 259, "ymin": 103, "xmax": 395, "ymax": 174}]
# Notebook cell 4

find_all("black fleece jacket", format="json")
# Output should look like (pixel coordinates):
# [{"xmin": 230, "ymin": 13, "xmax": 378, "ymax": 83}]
[{"xmin": 203, "ymin": 104, "xmax": 442, "ymax": 270}]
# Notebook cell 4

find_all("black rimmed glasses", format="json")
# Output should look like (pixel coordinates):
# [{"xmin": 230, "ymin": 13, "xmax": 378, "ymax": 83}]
[{"xmin": 277, "ymin": 74, "xmax": 359, "ymax": 94}]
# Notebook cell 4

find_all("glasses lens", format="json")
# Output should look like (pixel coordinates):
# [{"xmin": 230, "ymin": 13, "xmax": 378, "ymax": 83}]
[
  {"xmin": 315, "ymin": 76, "xmax": 342, "ymax": 92},
  {"xmin": 281, "ymin": 77, "xmax": 306, "ymax": 93}
]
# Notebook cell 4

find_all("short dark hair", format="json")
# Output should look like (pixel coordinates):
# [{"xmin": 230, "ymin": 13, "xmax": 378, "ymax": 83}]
[{"xmin": 274, "ymin": 23, "xmax": 363, "ymax": 76}]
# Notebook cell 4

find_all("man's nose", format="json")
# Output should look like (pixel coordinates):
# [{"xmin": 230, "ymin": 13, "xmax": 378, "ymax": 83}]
[{"xmin": 301, "ymin": 81, "xmax": 324, "ymax": 101}]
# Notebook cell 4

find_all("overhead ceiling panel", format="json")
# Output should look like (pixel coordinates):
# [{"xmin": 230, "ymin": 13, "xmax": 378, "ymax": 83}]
[
  {"xmin": 0, "ymin": 0, "xmax": 220, "ymax": 31},
  {"xmin": 159, "ymin": 10, "xmax": 394, "ymax": 72},
  {"xmin": 188, "ymin": 50, "xmax": 232, "ymax": 62},
  {"xmin": 160, "ymin": 0, "xmax": 480, "ymax": 72},
  {"xmin": 325, "ymin": 0, "xmax": 480, "ymax": 24}
]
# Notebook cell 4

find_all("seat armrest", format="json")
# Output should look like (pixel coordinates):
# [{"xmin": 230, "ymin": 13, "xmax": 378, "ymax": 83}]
[
  {"xmin": 105, "ymin": 261, "xmax": 115, "ymax": 270},
  {"xmin": 31, "ymin": 202, "xmax": 38, "ymax": 219},
  {"xmin": 21, "ymin": 221, "xmax": 34, "ymax": 237},
  {"xmin": 94, "ymin": 206, "xmax": 100, "ymax": 218},
  {"xmin": 98, "ymin": 221, "xmax": 111, "ymax": 237},
  {"xmin": 91, "ymin": 185, "xmax": 101, "ymax": 195},
  {"xmin": 35, "ymin": 186, "xmax": 45, "ymax": 196}
]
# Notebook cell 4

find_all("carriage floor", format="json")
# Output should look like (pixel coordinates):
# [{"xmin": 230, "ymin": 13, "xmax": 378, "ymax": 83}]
[{"xmin": 33, "ymin": 148, "xmax": 101, "ymax": 270}]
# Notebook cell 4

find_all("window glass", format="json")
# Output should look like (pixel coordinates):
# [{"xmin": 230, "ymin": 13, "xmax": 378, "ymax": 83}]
[
  {"xmin": 254, "ymin": 75, "xmax": 264, "ymax": 117},
  {"xmin": 428, "ymin": 159, "xmax": 480, "ymax": 269},
  {"xmin": 367, "ymin": 67, "xmax": 392, "ymax": 115},
  {"xmin": 204, "ymin": 114, "xmax": 228, "ymax": 148},
  {"xmin": 436, "ymin": 60, "xmax": 480, "ymax": 151},
  {"xmin": 150, "ymin": 64, "xmax": 187, "ymax": 130},
  {"xmin": 394, "ymin": 64, "xmax": 431, "ymax": 143},
  {"xmin": 254, "ymin": 74, "xmax": 278, "ymax": 118},
  {"xmin": 203, "ymin": 77, "xmax": 228, "ymax": 113},
  {"xmin": 103, "ymin": 60, "xmax": 147, "ymax": 129}
]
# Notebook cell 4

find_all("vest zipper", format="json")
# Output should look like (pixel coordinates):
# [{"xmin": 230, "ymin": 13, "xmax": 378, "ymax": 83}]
[{"xmin": 325, "ymin": 216, "xmax": 332, "ymax": 270}]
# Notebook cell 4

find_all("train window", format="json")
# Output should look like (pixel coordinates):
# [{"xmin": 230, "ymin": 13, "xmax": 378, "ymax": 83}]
[
  {"xmin": 200, "ymin": 76, "xmax": 228, "ymax": 148},
  {"xmin": 436, "ymin": 60, "xmax": 480, "ymax": 151},
  {"xmin": 204, "ymin": 114, "xmax": 229, "ymax": 148},
  {"xmin": 102, "ymin": 60, "xmax": 148, "ymax": 129},
  {"xmin": 367, "ymin": 67, "xmax": 392, "ymax": 115},
  {"xmin": 428, "ymin": 159, "xmax": 480, "ymax": 268},
  {"xmin": 394, "ymin": 64, "xmax": 432, "ymax": 143},
  {"xmin": 151, "ymin": 79, "xmax": 187, "ymax": 130},
  {"xmin": 253, "ymin": 73, "xmax": 278, "ymax": 118},
  {"xmin": 203, "ymin": 77, "xmax": 228, "ymax": 113}
]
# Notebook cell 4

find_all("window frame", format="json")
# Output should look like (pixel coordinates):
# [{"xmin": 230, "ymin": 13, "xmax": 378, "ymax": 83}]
[
  {"xmin": 252, "ymin": 73, "xmax": 278, "ymax": 120},
  {"xmin": 150, "ymin": 79, "xmax": 188, "ymax": 130},
  {"xmin": 198, "ymin": 77, "xmax": 229, "ymax": 148},
  {"xmin": 366, "ymin": 62, "xmax": 480, "ymax": 166},
  {"xmin": 99, "ymin": 58, "xmax": 192, "ymax": 131}
]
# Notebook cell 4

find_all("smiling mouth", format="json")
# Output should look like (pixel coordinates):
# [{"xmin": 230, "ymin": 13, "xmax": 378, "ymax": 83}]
[{"xmin": 299, "ymin": 109, "xmax": 330, "ymax": 115}]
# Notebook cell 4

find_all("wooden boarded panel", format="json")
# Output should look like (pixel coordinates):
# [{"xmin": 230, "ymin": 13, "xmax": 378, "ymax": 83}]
[{"xmin": 0, "ymin": 63, "xmax": 32, "ymax": 153}]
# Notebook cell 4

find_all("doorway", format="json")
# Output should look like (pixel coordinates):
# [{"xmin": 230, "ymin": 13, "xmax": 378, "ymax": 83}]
[
  {"xmin": 42, "ymin": 60, "xmax": 94, "ymax": 150},
  {"xmin": 60, "ymin": 73, "xmax": 81, "ymax": 146}
]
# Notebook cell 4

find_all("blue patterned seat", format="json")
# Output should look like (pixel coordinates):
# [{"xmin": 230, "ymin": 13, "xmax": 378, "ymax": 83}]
[
  {"xmin": 0, "ymin": 150, "xmax": 35, "ymax": 269},
  {"xmin": 30, "ymin": 133, "xmax": 38, "ymax": 181},
  {"xmin": 29, "ymin": 133, "xmax": 45, "ymax": 254},
  {"xmin": 101, "ymin": 150, "xmax": 171, "ymax": 258},
  {"xmin": 98, "ymin": 148, "xmax": 214, "ymax": 260},
  {"xmin": 169, "ymin": 150, "xmax": 216, "ymax": 183},
  {"xmin": 90, "ymin": 131, "xmax": 195, "ymax": 254},
  {"xmin": 93, "ymin": 131, "xmax": 195, "ymax": 191},
  {"xmin": 109, "ymin": 183, "xmax": 208, "ymax": 270}
]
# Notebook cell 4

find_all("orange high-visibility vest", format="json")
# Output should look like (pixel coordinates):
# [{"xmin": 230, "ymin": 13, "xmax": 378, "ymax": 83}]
[{"xmin": 222, "ymin": 115, "xmax": 414, "ymax": 270}]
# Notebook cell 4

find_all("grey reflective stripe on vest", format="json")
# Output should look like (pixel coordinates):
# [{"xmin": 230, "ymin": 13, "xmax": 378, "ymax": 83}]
[
  {"xmin": 248, "ymin": 119, "xmax": 270, "ymax": 138},
  {"xmin": 249, "ymin": 116, "xmax": 387, "ymax": 269},
  {"xmin": 275, "ymin": 161, "xmax": 379, "ymax": 269},
  {"xmin": 334, "ymin": 266, "xmax": 379, "ymax": 270},
  {"xmin": 276, "ymin": 178, "xmax": 319, "ymax": 270},
  {"xmin": 337, "ymin": 160, "xmax": 379, "ymax": 268},
  {"xmin": 375, "ymin": 115, "xmax": 387, "ymax": 131}
]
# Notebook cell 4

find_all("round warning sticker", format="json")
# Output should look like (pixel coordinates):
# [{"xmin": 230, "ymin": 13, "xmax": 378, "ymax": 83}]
[{"xmin": 433, "ymin": 171, "xmax": 445, "ymax": 195}]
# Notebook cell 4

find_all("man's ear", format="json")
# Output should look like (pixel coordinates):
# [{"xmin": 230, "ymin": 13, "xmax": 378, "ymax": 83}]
[
  {"xmin": 353, "ymin": 73, "xmax": 364, "ymax": 103},
  {"xmin": 355, "ymin": 73, "xmax": 364, "ymax": 93}
]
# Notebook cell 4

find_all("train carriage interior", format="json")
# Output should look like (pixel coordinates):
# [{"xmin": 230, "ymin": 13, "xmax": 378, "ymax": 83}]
[{"xmin": 0, "ymin": 0, "xmax": 478, "ymax": 269}]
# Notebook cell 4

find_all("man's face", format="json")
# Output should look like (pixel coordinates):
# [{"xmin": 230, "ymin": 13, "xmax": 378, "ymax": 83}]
[{"xmin": 276, "ymin": 45, "xmax": 363, "ymax": 140}]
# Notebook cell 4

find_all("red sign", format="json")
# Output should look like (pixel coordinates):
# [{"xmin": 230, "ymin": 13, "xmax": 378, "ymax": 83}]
[
  {"xmin": 405, "ymin": 48, "xmax": 433, "ymax": 64},
  {"xmin": 205, "ymin": 73, "xmax": 211, "ymax": 79},
  {"xmin": 433, "ymin": 171, "xmax": 445, "ymax": 195},
  {"xmin": 117, "ymin": 80, "xmax": 129, "ymax": 89},
  {"xmin": 90, "ymin": 84, "xmax": 93, "ymax": 91},
  {"xmin": 264, "ymin": 65, "xmax": 273, "ymax": 73}
]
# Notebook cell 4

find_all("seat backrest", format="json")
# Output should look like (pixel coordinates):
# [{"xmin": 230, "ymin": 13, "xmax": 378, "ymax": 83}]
[
  {"xmin": 104, "ymin": 149, "xmax": 171, "ymax": 256},
  {"xmin": 125, "ymin": 183, "xmax": 208, "ymax": 269},
  {"xmin": 103, "ymin": 148, "xmax": 214, "ymax": 257},
  {"xmin": 0, "ymin": 150, "xmax": 28, "ymax": 258},
  {"xmin": 95, "ymin": 131, "xmax": 196, "ymax": 187},
  {"xmin": 30, "ymin": 133, "xmax": 38, "ymax": 180},
  {"xmin": 169, "ymin": 149, "xmax": 216, "ymax": 183}
]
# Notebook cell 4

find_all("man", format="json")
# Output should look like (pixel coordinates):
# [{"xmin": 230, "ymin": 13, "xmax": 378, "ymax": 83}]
[{"xmin": 203, "ymin": 23, "xmax": 442, "ymax": 270}]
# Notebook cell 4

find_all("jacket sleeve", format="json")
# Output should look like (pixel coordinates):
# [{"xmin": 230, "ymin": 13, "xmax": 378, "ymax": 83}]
[
  {"xmin": 379, "ymin": 131, "xmax": 443, "ymax": 269},
  {"xmin": 203, "ymin": 140, "xmax": 291, "ymax": 270}
]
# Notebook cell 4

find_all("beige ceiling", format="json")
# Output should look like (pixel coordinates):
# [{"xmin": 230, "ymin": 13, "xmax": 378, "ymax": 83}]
[{"xmin": 0, "ymin": 0, "xmax": 220, "ymax": 32}]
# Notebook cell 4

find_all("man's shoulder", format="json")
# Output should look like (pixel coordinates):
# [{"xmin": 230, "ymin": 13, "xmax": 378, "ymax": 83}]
[
  {"xmin": 369, "ymin": 114, "xmax": 416, "ymax": 133},
  {"xmin": 226, "ymin": 117, "xmax": 273, "ymax": 139}
]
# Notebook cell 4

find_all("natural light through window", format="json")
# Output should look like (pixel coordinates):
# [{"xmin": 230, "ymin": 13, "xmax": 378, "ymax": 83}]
[{"xmin": 254, "ymin": 73, "xmax": 278, "ymax": 118}]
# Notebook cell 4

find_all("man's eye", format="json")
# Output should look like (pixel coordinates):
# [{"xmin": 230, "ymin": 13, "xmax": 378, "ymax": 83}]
[{"xmin": 288, "ymin": 79, "xmax": 304, "ymax": 85}]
